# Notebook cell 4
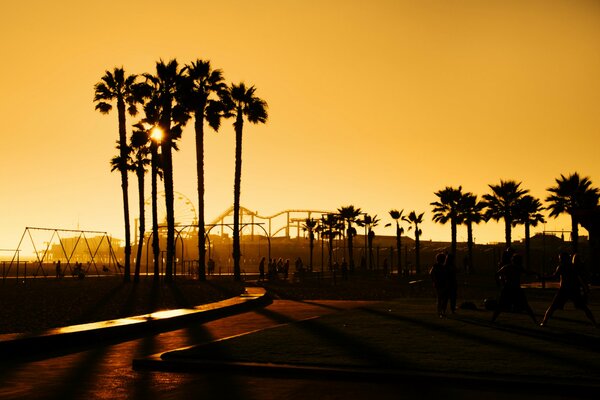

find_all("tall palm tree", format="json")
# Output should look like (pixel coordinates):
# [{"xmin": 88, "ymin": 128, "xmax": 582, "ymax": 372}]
[
  {"xmin": 137, "ymin": 104, "xmax": 163, "ymax": 280},
  {"xmin": 149, "ymin": 126, "xmax": 163, "ymax": 280},
  {"xmin": 513, "ymin": 195, "xmax": 545, "ymax": 270},
  {"xmin": 482, "ymin": 180, "xmax": 528, "ymax": 248},
  {"xmin": 403, "ymin": 211, "xmax": 424, "ymax": 274},
  {"xmin": 226, "ymin": 82, "xmax": 268, "ymax": 281},
  {"xmin": 302, "ymin": 218, "xmax": 318, "ymax": 272},
  {"xmin": 144, "ymin": 59, "xmax": 190, "ymax": 282},
  {"xmin": 458, "ymin": 192, "xmax": 484, "ymax": 273},
  {"xmin": 94, "ymin": 67, "xmax": 146, "ymax": 282},
  {"xmin": 128, "ymin": 125, "xmax": 151, "ymax": 282},
  {"xmin": 431, "ymin": 186, "xmax": 463, "ymax": 256},
  {"xmin": 338, "ymin": 205, "xmax": 362, "ymax": 271},
  {"xmin": 320, "ymin": 213, "xmax": 342, "ymax": 272},
  {"xmin": 181, "ymin": 59, "xmax": 228, "ymax": 281},
  {"xmin": 363, "ymin": 214, "xmax": 379, "ymax": 269},
  {"xmin": 546, "ymin": 173, "xmax": 600, "ymax": 253},
  {"xmin": 386, "ymin": 209, "xmax": 404, "ymax": 275}
]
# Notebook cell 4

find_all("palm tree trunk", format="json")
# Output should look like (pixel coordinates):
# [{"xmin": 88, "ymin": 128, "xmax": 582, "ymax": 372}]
[
  {"xmin": 467, "ymin": 222, "xmax": 474, "ymax": 274},
  {"xmin": 415, "ymin": 229, "xmax": 421, "ymax": 275},
  {"xmin": 505, "ymin": 218, "xmax": 512, "ymax": 248},
  {"xmin": 195, "ymin": 113, "xmax": 206, "ymax": 281},
  {"xmin": 571, "ymin": 215, "xmax": 579, "ymax": 253},
  {"xmin": 396, "ymin": 224, "xmax": 401, "ymax": 276},
  {"xmin": 151, "ymin": 144, "xmax": 160, "ymax": 281},
  {"xmin": 117, "ymin": 99, "xmax": 131, "ymax": 282},
  {"xmin": 309, "ymin": 233, "xmax": 314, "ymax": 272},
  {"xmin": 347, "ymin": 228, "xmax": 354, "ymax": 271},
  {"xmin": 159, "ymin": 111, "xmax": 175, "ymax": 283},
  {"xmin": 525, "ymin": 222, "xmax": 531, "ymax": 270},
  {"xmin": 232, "ymin": 113, "xmax": 244, "ymax": 281},
  {"xmin": 134, "ymin": 166, "xmax": 145, "ymax": 282},
  {"xmin": 451, "ymin": 219, "xmax": 457, "ymax": 256}
]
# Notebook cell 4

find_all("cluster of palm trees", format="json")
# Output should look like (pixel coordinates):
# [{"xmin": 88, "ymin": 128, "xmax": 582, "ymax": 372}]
[
  {"xmin": 424, "ymin": 174, "xmax": 599, "ymax": 274},
  {"xmin": 302, "ymin": 206, "xmax": 382, "ymax": 273},
  {"xmin": 301, "ymin": 173, "xmax": 599, "ymax": 277},
  {"xmin": 94, "ymin": 59, "xmax": 268, "ymax": 283}
]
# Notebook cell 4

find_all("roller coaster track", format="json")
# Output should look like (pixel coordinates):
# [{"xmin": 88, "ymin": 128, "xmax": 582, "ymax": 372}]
[{"xmin": 209, "ymin": 206, "xmax": 332, "ymax": 237}]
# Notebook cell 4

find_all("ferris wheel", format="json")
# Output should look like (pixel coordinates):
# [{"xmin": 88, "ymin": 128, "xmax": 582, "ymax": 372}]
[{"xmin": 144, "ymin": 191, "xmax": 198, "ymax": 233}]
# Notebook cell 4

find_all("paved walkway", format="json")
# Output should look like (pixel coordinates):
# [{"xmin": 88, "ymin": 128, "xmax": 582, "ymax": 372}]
[
  {"xmin": 0, "ymin": 294, "xmax": 375, "ymax": 399},
  {"xmin": 1, "ymin": 288, "xmax": 598, "ymax": 399}
]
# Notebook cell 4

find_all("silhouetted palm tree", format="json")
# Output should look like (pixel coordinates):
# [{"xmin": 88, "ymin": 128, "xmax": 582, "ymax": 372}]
[
  {"xmin": 431, "ymin": 186, "xmax": 463, "ymax": 256},
  {"xmin": 226, "ymin": 82, "xmax": 268, "ymax": 281},
  {"xmin": 386, "ymin": 209, "xmax": 404, "ymax": 275},
  {"xmin": 144, "ymin": 59, "xmax": 190, "ymax": 281},
  {"xmin": 482, "ymin": 180, "xmax": 528, "ymax": 248},
  {"xmin": 513, "ymin": 195, "xmax": 545, "ymax": 270},
  {"xmin": 181, "ymin": 59, "xmax": 228, "ymax": 281},
  {"xmin": 302, "ymin": 218, "xmax": 318, "ymax": 272},
  {"xmin": 128, "ymin": 126, "xmax": 151, "ymax": 282},
  {"xmin": 546, "ymin": 173, "xmax": 600, "ymax": 253},
  {"xmin": 458, "ymin": 192, "xmax": 484, "ymax": 273},
  {"xmin": 136, "ymin": 107, "xmax": 163, "ymax": 280},
  {"xmin": 403, "ymin": 211, "xmax": 424, "ymax": 274},
  {"xmin": 94, "ymin": 67, "xmax": 146, "ymax": 282},
  {"xmin": 320, "ymin": 213, "xmax": 342, "ymax": 272},
  {"xmin": 338, "ymin": 206, "xmax": 362, "ymax": 271},
  {"xmin": 363, "ymin": 214, "xmax": 379, "ymax": 269}
]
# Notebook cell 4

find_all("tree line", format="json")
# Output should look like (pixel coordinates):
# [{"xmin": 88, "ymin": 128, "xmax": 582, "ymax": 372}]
[
  {"xmin": 301, "ymin": 174, "xmax": 600, "ymax": 276},
  {"xmin": 94, "ymin": 59, "xmax": 267, "ymax": 283}
]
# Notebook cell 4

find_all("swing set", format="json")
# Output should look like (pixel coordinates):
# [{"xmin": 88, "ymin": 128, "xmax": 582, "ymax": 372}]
[{"xmin": 2, "ymin": 227, "xmax": 121, "ymax": 280}]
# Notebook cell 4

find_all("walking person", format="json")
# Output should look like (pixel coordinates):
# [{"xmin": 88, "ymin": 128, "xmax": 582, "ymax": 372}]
[
  {"xmin": 540, "ymin": 252, "xmax": 597, "ymax": 327},
  {"xmin": 491, "ymin": 253, "xmax": 537, "ymax": 324},
  {"xmin": 430, "ymin": 253, "xmax": 449, "ymax": 318}
]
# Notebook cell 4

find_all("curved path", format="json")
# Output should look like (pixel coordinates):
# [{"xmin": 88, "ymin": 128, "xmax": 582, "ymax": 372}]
[{"xmin": 0, "ymin": 298, "xmax": 374, "ymax": 399}]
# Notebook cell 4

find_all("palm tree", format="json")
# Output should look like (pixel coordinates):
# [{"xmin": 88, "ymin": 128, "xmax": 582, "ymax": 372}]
[
  {"xmin": 181, "ymin": 59, "xmax": 228, "ymax": 281},
  {"xmin": 546, "ymin": 173, "xmax": 600, "ymax": 253},
  {"xmin": 431, "ymin": 186, "xmax": 463, "ymax": 256},
  {"xmin": 386, "ymin": 209, "xmax": 404, "ymax": 276},
  {"xmin": 513, "ymin": 195, "xmax": 545, "ymax": 270},
  {"xmin": 363, "ymin": 214, "xmax": 379, "ymax": 269},
  {"xmin": 302, "ymin": 218, "xmax": 318, "ymax": 272},
  {"xmin": 338, "ymin": 206, "xmax": 362, "ymax": 271},
  {"xmin": 403, "ymin": 211, "xmax": 424, "ymax": 274},
  {"xmin": 128, "ymin": 125, "xmax": 152, "ymax": 282},
  {"xmin": 144, "ymin": 59, "xmax": 190, "ymax": 281},
  {"xmin": 458, "ymin": 192, "xmax": 484, "ymax": 273},
  {"xmin": 226, "ymin": 82, "xmax": 268, "ymax": 281},
  {"xmin": 320, "ymin": 213, "xmax": 342, "ymax": 272},
  {"xmin": 482, "ymin": 180, "xmax": 528, "ymax": 248},
  {"xmin": 137, "ymin": 105, "xmax": 163, "ymax": 280},
  {"xmin": 94, "ymin": 67, "xmax": 146, "ymax": 282}
]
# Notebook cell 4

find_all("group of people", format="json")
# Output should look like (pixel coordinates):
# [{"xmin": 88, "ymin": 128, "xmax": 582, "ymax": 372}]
[
  {"xmin": 258, "ymin": 257, "xmax": 291, "ymax": 281},
  {"xmin": 429, "ymin": 252, "xmax": 458, "ymax": 318},
  {"xmin": 431, "ymin": 247, "xmax": 597, "ymax": 327}
]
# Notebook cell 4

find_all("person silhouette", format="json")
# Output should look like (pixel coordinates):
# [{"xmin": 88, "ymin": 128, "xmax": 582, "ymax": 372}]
[
  {"xmin": 491, "ymin": 254, "xmax": 537, "ymax": 324},
  {"xmin": 540, "ymin": 252, "xmax": 597, "ymax": 327}
]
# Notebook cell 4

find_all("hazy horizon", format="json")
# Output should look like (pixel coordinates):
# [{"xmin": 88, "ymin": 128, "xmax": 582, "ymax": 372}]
[{"xmin": 2, "ymin": 0, "xmax": 599, "ymax": 251}]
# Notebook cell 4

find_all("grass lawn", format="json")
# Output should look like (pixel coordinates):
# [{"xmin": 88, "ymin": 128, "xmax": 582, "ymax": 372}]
[{"xmin": 167, "ymin": 273, "xmax": 600, "ymax": 384}]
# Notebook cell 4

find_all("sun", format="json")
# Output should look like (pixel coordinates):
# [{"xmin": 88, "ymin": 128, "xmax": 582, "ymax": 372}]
[{"xmin": 150, "ymin": 126, "xmax": 163, "ymax": 142}]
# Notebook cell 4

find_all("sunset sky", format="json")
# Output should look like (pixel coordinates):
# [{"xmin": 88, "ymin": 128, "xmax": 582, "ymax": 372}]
[{"xmin": 2, "ymin": 0, "xmax": 600, "ymax": 256}]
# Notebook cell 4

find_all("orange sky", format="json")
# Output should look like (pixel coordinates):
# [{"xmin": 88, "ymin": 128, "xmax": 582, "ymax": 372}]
[{"xmin": 2, "ymin": 0, "xmax": 600, "ymax": 254}]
